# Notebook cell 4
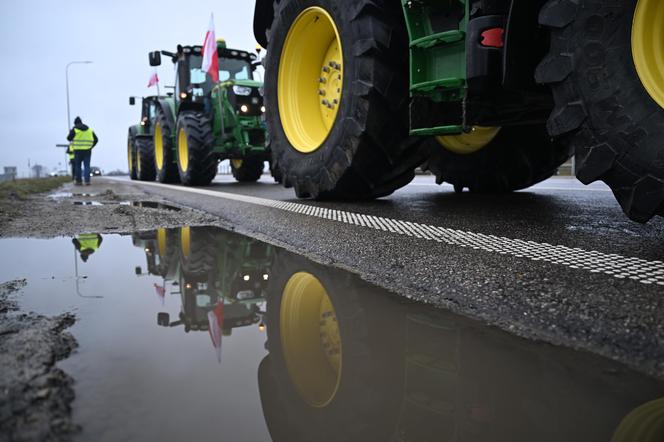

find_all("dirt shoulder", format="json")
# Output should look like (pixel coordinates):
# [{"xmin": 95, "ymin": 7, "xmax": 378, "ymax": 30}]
[
  {"xmin": 0, "ymin": 178, "xmax": 219, "ymax": 238},
  {"xmin": 0, "ymin": 280, "xmax": 78, "ymax": 441}
]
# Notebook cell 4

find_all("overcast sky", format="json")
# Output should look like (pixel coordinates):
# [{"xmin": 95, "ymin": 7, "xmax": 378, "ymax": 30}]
[{"xmin": 0, "ymin": 0, "xmax": 258, "ymax": 176}]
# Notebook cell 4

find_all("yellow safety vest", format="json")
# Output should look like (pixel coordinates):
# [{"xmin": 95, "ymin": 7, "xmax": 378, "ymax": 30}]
[
  {"xmin": 77, "ymin": 233, "xmax": 101, "ymax": 252},
  {"xmin": 71, "ymin": 128, "xmax": 95, "ymax": 151}
]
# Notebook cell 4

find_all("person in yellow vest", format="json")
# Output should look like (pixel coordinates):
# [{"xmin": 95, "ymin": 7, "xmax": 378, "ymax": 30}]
[
  {"xmin": 72, "ymin": 233, "xmax": 103, "ymax": 262},
  {"xmin": 67, "ymin": 116, "xmax": 99, "ymax": 186},
  {"xmin": 66, "ymin": 145, "xmax": 75, "ymax": 180}
]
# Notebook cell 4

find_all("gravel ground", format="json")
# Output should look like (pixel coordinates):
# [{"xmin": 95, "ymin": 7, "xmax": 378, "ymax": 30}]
[
  {"xmin": 0, "ymin": 180, "xmax": 219, "ymax": 238},
  {"xmin": 0, "ymin": 280, "xmax": 77, "ymax": 442}
]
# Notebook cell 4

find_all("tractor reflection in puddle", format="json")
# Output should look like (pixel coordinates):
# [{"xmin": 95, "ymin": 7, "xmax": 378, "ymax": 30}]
[
  {"xmin": 132, "ymin": 227, "xmax": 274, "ymax": 360},
  {"xmin": 257, "ymin": 247, "xmax": 664, "ymax": 442}
]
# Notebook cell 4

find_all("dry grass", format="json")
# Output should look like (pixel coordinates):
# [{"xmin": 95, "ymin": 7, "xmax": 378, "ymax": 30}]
[{"xmin": 0, "ymin": 177, "xmax": 70, "ymax": 201}]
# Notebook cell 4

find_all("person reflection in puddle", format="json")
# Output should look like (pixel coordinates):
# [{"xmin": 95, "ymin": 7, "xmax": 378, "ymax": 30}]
[{"xmin": 72, "ymin": 233, "xmax": 103, "ymax": 262}]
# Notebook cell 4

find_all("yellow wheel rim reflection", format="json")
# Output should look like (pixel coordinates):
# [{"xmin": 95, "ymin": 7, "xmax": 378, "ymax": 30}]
[
  {"xmin": 611, "ymin": 397, "xmax": 664, "ymax": 442},
  {"xmin": 436, "ymin": 126, "xmax": 501, "ymax": 155},
  {"xmin": 632, "ymin": 0, "xmax": 664, "ymax": 109},
  {"xmin": 280, "ymin": 272, "xmax": 341, "ymax": 408},
  {"xmin": 180, "ymin": 226, "xmax": 191, "ymax": 259},
  {"xmin": 157, "ymin": 228, "xmax": 167, "ymax": 257},
  {"xmin": 154, "ymin": 123, "xmax": 165, "ymax": 170},
  {"xmin": 177, "ymin": 128, "xmax": 189, "ymax": 172},
  {"xmin": 231, "ymin": 159, "xmax": 243, "ymax": 169},
  {"xmin": 136, "ymin": 148, "xmax": 142, "ymax": 174},
  {"xmin": 278, "ymin": 7, "xmax": 343, "ymax": 153}
]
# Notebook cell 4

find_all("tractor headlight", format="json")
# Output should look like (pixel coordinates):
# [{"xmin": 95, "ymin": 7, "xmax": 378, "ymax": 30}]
[
  {"xmin": 180, "ymin": 92, "xmax": 187, "ymax": 100},
  {"xmin": 240, "ymin": 105, "xmax": 249, "ymax": 113},
  {"xmin": 232, "ymin": 85, "xmax": 252, "ymax": 96},
  {"xmin": 261, "ymin": 106, "xmax": 266, "ymax": 113}
]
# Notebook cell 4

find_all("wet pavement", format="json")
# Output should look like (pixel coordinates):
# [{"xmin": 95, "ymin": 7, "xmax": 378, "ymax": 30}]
[{"xmin": 1, "ymin": 226, "xmax": 663, "ymax": 441}]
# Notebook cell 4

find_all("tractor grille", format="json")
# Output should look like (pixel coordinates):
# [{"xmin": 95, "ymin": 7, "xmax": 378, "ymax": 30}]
[{"xmin": 248, "ymin": 129, "xmax": 266, "ymax": 146}]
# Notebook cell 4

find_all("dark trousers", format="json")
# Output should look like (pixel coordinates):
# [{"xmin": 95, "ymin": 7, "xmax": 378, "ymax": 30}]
[
  {"xmin": 69, "ymin": 159, "xmax": 75, "ymax": 180},
  {"xmin": 74, "ymin": 150, "xmax": 92, "ymax": 183}
]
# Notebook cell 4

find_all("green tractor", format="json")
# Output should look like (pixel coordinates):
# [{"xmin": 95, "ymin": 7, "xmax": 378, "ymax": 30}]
[
  {"xmin": 131, "ymin": 226, "xmax": 274, "ymax": 336},
  {"xmin": 127, "ymin": 95, "xmax": 170, "ymax": 181},
  {"xmin": 253, "ymin": 0, "xmax": 664, "ymax": 222},
  {"xmin": 148, "ymin": 41, "xmax": 270, "ymax": 186}
]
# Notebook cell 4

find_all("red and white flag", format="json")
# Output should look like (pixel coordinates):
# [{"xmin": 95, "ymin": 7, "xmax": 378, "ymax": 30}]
[
  {"xmin": 202, "ymin": 13, "xmax": 219, "ymax": 83},
  {"xmin": 147, "ymin": 72, "xmax": 159, "ymax": 88}
]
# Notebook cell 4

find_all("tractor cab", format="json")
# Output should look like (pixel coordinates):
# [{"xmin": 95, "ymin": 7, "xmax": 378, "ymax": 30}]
[
  {"xmin": 151, "ymin": 42, "xmax": 262, "ymax": 117},
  {"xmin": 128, "ymin": 95, "xmax": 162, "ymax": 134}
]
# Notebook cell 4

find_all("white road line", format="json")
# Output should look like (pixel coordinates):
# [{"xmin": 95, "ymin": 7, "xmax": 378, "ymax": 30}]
[{"xmin": 114, "ymin": 179, "xmax": 664, "ymax": 286}]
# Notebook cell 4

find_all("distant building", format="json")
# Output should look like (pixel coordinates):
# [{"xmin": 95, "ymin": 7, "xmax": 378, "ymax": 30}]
[{"xmin": 0, "ymin": 166, "xmax": 17, "ymax": 182}]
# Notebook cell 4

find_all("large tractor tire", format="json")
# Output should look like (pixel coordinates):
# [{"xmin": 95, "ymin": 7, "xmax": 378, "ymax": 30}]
[
  {"xmin": 264, "ymin": 0, "xmax": 426, "ymax": 199},
  {"xmin": 425, "ymin": 125, "xmax": 571, "ymax": 193},
  {"xmin": 259, "ymin": 249, "xmax": 404, "ymax": 442},
  {"xmin": 127, "ymin": 129, "xmax": 138, "ymax": 180},
  {"xmin": 135, "ymin": 137, "xmax": 156, "ymax": 182},
  {"xmin": 178, "ymin": 227, "xmax": 216, "ymax": 276},
  {"xmin": 269, "ymin": 158, "xmax": 283, "ymax": 184},
  {"xmin": 154, "ymin": 107, "xmax": 180, "ymax": 184},
  {"xmin": 155, "ymin": 228, "xmax": 179, "ymax": 280},
  {"xmin": 230, "ymin": 158, "xmax": 264, "ymax": 183},
  {"xmin": 175, "ymin": 111, "xmax": 217, "ymax": 186},
  {"xmin": 536, "ymin": 0, "xmax": 664, "ymax": 222}
]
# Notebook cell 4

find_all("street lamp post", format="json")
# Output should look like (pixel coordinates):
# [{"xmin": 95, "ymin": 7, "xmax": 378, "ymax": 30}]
[
  {"xmin": 65, "ymin": 60, "xmax": 93, "ymax": 130},
  {"xmin": 65, "ymin": 61, "xmax": 92, "ymax": 171}
]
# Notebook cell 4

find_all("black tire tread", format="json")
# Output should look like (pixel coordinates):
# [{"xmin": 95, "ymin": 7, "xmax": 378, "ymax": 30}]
[
  {"xmin": 231, "ymin": 157, "xmax": 264, "ymax": 183},
  {"xmin": 127, "ymin": 129, "xmax": 138, "ymax": 181},
  {"xmin": 154, "ymin": 107, "xmax": 180, "ymax": 184},
  {"xmin": 266, "ymin": 0, "xmax": 426, "ymax": 200},
  {"xmin": 425, "ymin": 126, "xmax": 572, "ymax": 193},
  {"xmin": 536, "ymin": 0, "xmax": 664, "ymax": 222},
  {"xmin": 176, "ymin": 111, "xmax": 217, "ymax": 186},
  {"xmin": 135, "ymin": 137, "xmax": 156, "ymax": 181}
]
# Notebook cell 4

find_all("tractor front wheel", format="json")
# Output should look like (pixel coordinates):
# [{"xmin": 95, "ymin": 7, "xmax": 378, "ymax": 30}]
[
  {"xmin": 264, "ymin": 0, "xmax": 425, "ymax": 199},
  {"xmin": 127, "ymin": 131, "xmax": 137, "ymax": 180},
  {"xmin": 154, "ymin": 108, "xmax": 180, "ymax": 184},
  {"xmin": 175, "ymin": 111, "xmax": 217, "ymax": 186},
  {"xmin": 135, "ymin": 138, "xmax": 156, "ymax": 182},
  {"xmin": 231, "ymin": 158, "xmax": 264, "ymax": 183}
]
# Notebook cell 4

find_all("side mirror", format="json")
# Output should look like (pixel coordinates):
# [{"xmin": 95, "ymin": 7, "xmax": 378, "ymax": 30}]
[
  {"xmin": 149, "ymin": 51, "xmax": 162, "ymax": 67},
  {"xmin": 157, "ymin": 312, "xmax": 170, "ymax": 327},
  {"xmin": 129, "ymin": 97, "xmax": 136, "ymax": 106}
]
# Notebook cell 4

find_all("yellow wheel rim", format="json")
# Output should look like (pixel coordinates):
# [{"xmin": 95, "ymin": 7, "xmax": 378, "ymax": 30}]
[
  {"xmin": 278, "ymin": 7, "xmax": 344, "ymax": 153},
  {"xmin": 180, "ymin": 226, "xmax": 191, "ymax": 259},
  {"xmin": 127, "ymin": 140, "xmax": 133, "ymax": 173},
  {"xmin": 157, "ymin": 228, "xmax": 167, "ymax": 257},
  {"xmin": 436, "ymin": 126, "xmax": 501, "ymax": 155},
  {"xmin": 632, "ymin": 0, "xmax": 664, "ymax": 109},
  {"xmin": 177, "ymin": 127, "xmax": 189, "ymax": 172},
  {"xmin": 154, "ymin": 123, "xmax": 165, "ymax": 170},
  {"xmin": 280, "ymin": 272, "xmax": 342, "ymax": 408},
  {"xmin": 136, "ymin": 148, "xmax": 142, "ymax": 174},
  {"xmin": 231, "ymin": 159, "xmax": 243, "ymax": 169}
]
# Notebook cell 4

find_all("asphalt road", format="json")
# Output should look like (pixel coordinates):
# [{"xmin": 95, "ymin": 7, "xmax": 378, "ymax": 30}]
[{"xmin": 104, "ymin": 174, "xmax": 664, "ymax": 379}]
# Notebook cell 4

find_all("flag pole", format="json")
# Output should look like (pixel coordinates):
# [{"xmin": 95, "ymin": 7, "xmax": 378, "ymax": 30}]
[{"xmin": 155, "ymin": 69, "xmax": 161, "ymax": 97}]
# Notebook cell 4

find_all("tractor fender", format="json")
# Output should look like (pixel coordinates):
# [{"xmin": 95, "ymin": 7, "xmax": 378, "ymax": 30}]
[
  {"xmin": 502, "ymin": 0, "xmax": 550, "ymax": 91},
  {"xmin": 253, "ymin": 0, "xmax": 275, "ymax": 48},
  {"xmin": 128, "ymin": 125, "xmax": 140, "ymax": 138}
]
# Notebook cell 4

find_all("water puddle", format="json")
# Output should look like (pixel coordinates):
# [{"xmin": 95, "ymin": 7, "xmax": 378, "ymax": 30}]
[
  {"xmin": 0, "ymin": 227, "xmax": 662, "ymax": 442},
  {"xmin": 49, "ymin": 193, "xmax": 181, "ymax": 211}
]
